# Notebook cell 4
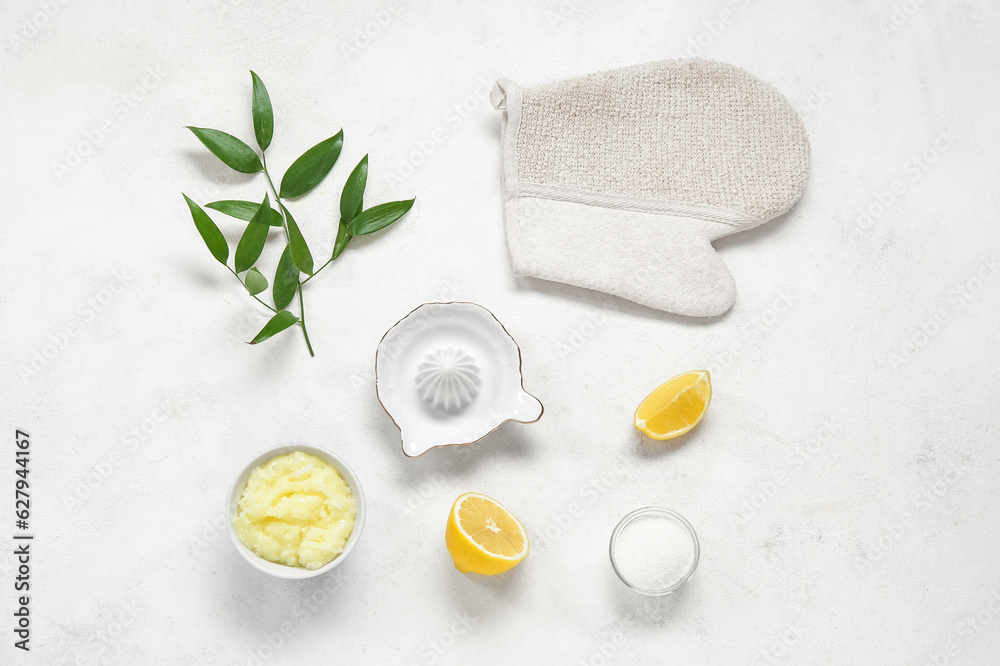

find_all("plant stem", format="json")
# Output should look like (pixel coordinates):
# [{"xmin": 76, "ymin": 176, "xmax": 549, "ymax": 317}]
[
  {"xmin": 262, "ymin": 151, "xmax": 314, "ymax": 355},
  {"xmin": 296, "ymin": 282, "xmax": 314, "ymax": 357},
  {"xmin": 227, "ymin": 267, "xmax": 276, "ymax": 313},
  {"xmin": 261, "ymin": 153, "xmax": 289, "ymax": 242},
  {"xmin": 300, "ymin": 257, "xmax": 333, "ymax": 285},
  {"xmin": 261, "ymin": 154, "xmax": 280, "ymax": 202}
]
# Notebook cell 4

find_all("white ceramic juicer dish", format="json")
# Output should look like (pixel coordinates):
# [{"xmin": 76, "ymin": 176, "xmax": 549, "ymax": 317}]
[{"xmin": 375, "ymin": 302, "xmax": 543, "ymax": 457}]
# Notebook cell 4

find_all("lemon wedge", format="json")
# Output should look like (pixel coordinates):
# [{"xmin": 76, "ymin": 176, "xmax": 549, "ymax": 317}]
[
  {"xmin": 445, "ymin": 492, "xmax": 528, "ymax": 575},
  {"xmin": 634, "ymin": 370, "xmax": 712, "ymax": 440}
]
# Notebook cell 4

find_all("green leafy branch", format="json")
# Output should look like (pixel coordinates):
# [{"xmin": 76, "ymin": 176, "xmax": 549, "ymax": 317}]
[{"xmin": 181, "ymin": 71, "xmax": 415, "ymax": 356}]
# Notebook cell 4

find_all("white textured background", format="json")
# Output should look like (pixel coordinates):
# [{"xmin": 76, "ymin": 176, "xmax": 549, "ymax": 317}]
[{"xmin": 2, "ymin": 0, "xmax": 999, "ymax": 664}]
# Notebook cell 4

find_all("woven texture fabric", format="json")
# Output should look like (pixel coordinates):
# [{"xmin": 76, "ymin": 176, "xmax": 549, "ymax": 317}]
[
  {"xmin": 492, "ymin": 58, "xmax": 810, "ymax": 317},
  {"xmin": 513, "ymin": 58, "xmax": 808, "ymax": 221}
]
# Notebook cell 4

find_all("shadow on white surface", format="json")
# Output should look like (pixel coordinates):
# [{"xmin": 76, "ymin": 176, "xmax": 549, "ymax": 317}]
[
  {"xmin": 608, "ymin": 565, "xmax": 695, "ymax": 626},
  {"xmin": 633, "ymin": 424, "xmax": 702, "ymax": 459},
  {"xmin": 366, "ymin": 385, "xmax": 539, "ymax": 474},
  {"xmin": 514, "ymin": 274, "xmax": 734, "ymax": 326},
  {"xmin": 181, "ymin": 148, "xmax": 260, "ymax": 186},
  {"xmin": 212, "ymin": 541, "xmax": 362, "ymax": 650},
  {"xmin": 712, "ymin": 195, "xmax": 806, "ymax": 254}
]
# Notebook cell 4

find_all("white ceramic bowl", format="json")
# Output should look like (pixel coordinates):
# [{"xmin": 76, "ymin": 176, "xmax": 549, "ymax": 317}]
[
  {"xmin": 226, "ymin": 443, "xmax": 366, "ymax": 579},
  {"xmin": 375, "ymin": 302, "xmax": 544, "ymax": 457}
]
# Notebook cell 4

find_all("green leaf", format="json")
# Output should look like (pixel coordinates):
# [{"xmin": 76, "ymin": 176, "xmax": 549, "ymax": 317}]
[
  {"xmin": 234, "ymin": 192, "xmax": 271, "ymax": 273},
  {"xmin": 206, "ymin": 200, "xmax": 283, "ymax": 226},
  {"xmin": 340, "ymin": 154, "xmax": 368, "ymax": 223},
  {"xmin": 279, "ymin": 130, "xmax": 343, "ymax": 198},
  {"xmin": 281, "ymin": 204, "xmax": 314, "ymax": 274},
  {"xmin": 249, "ymin": 310, "xmax": 299, "ymax": 345},
  {"xmin": 185, "ymin": 127, "xmax": 262, "ymax": 174},
  {"xmin": 243, "ymin": 267, "xmax": 268, "ymax": 295},
  {"xmin": 348, "ymin": 198, "xmax": 415, "ymax": 236},
  {"xmin": 272, "ymin": 244, "xmax": 299, "ymax": 310},
  {"xmin": 182, "ymin": 194, "xmax": 228, "ymax": 264},
  {"xmin": 332, "ymin": 218, "xmax": 351, "ymax": 261},
  {"xmin": 250, "ymin": 71, "xmax": 273, "ymax": 151}
]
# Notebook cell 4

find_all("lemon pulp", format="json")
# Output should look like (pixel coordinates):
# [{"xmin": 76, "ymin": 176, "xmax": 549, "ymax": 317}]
[
  {"xmin": 445, "ymin": 492, "xmax": 528, "ymax": 575},
  {"xmin": 634, "ymin": 371, "xmax": 712, "ymax": 440}
]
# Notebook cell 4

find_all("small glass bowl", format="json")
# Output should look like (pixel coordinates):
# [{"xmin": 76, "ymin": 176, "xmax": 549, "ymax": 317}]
[{"xmin": 609, "ymin": 506, "xmax": 700, "ymax": 596}]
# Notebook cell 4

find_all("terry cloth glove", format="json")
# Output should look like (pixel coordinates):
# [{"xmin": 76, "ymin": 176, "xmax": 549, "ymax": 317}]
[{"xmin": 490, "ymin": 58, "xmax": 809, "ymax": 317}]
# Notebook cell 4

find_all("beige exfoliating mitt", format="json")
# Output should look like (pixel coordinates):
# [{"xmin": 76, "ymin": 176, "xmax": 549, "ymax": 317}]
[{"xmin": 491, "ymin": 58, "xmax": 809, "ymax": 317}]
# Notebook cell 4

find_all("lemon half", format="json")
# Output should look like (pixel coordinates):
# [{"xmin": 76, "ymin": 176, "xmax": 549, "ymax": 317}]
[{"xmin": 445, "ymin": 492, "xmax": 528, "ymax": 575}]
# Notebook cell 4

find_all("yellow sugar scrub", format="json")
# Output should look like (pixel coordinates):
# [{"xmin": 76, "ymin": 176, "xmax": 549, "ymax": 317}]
[{"xmin": 232, "ymin": 451, "xmax": 356, "ymax": 570}]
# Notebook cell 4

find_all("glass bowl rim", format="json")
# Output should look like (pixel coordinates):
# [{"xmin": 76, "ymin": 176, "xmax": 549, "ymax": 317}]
[{"xmin": 609, "ymin": 506, "xmax": 700, "ymax": 596}]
